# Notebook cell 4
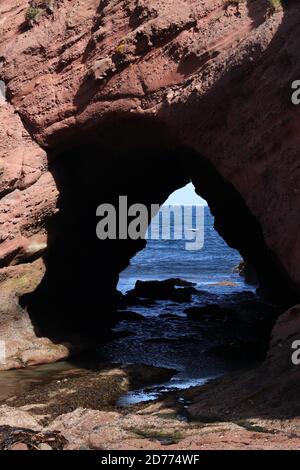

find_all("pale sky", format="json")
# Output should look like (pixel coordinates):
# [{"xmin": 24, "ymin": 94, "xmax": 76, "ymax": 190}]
[{"xmin": 163, "ymin": 182, "xmax": 207, "ymax": 206}]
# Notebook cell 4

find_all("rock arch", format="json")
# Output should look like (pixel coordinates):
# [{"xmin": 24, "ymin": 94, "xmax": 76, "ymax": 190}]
[{"xmin": 0, "ymin": 0, "xmax": 299, "ymax": 368}]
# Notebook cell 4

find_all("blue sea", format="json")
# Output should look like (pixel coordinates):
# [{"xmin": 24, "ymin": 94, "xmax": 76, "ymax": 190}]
[{"xmin": 118, "ymin": 205, "xmax": 248, "ymax": 295}]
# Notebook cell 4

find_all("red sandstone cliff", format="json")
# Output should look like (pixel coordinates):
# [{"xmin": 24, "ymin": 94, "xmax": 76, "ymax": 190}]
[{"xmin": 0, "ymin": 0, "xmax": 300, "ymax": 371}]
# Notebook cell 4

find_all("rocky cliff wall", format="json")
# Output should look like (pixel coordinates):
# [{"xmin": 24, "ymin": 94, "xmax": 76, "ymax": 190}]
[{"xmin": 0, "ymin": 0, "xmax": 300, "ymax": 368}]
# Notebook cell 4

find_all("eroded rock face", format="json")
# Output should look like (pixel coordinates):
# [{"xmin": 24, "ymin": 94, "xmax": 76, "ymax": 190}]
[
  {"xmin": 0, "ymin": 0, "xmax": 300, "ymax": 367},
  {"xmin": 187, "ymin": 303, "xmax": 300, "ymax": 423}
]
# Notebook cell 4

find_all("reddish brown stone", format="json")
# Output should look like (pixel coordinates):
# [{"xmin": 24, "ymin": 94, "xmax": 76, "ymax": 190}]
[
  {"xmin": 0, "ymin": 0, "xmax": 299, "ymax": 369},
  {"xmin": 8, "ymin": 442, "xmax": 28, "ymax": 451}
]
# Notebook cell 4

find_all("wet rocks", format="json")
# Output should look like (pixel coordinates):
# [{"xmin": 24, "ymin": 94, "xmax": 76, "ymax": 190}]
[
  {"xmin": 184, "ymin": 305, "xmax": 236, "ymax": 321},
  {"xmin": 123, "ymin": 295, "xmax": 155, "ymax": 308},
  {"xmin": 115, "ymin": 310, "xmax": 145, "ymax": 322},
  {"xmin": 1, "ymin": 364, "xmax": 176, "ymax": 421},
  {"xmin": 0, "ymin": 304, "xmax": 298, "ymax": 450},
  {"xmin": 234, "ymin": 260, "xmax": 258, "ymax": 286},
  {"xmin": 1, "ymin": 385, "xmax": 300, "ymax": 450},
  {"xmin": 8, "ymin": 442, "xmax": 29, "ymax": 451},
  {"xmin": 159, "ymin": 312, "xmax": 181, "ymax": 320},
  {"xmin": 145, "ymin": 335, "xmax": 198, "ymax": 345},
  {"xmin": 208, "ymin": 340, "xmax": 267, "ymax": 362},
  {"xmin": 234, "ymin": 299, "xmax": 279, "ymax": 327},
  {"xmin": 0, "ymin": 405, "xmax": 41, "ymax": 430},
  {"xmin": 187, "ymin": 304, "xmax": 300, "ymax": 428},
  {"xmin": 166, "ymin": 279, "xmax": 197, "ymax": 287},
  {"xmin": 126, "ymin": 279, "xmax": 198, "ymax": 303},
  {"xmin": 0, "ymin": 426, "xmax": 67, "ymax": 451}
]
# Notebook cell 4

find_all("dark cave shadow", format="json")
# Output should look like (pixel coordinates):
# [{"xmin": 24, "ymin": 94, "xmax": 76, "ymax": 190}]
[{"xmin": 20, "ymin": 116, "xmax": 195, "ymax": 345}]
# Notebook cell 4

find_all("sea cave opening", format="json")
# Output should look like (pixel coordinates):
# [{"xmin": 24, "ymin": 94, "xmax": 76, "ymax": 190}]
[
  {"xmin": 118, "ymin": 182, "xmax": 250, "ymax": 294},
  {"xmin": 106, "ymin": 183, "xmax": 279, "ymax": 405},
  {"xmin": 19, "ymin": 116, "xmax": 294, "ymax": 404}
]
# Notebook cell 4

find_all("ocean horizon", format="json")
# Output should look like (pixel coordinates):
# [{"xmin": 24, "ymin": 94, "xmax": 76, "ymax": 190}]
[{"xmin": 118, "ymin": 205, "xmax": 249, "ymax": 295}]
